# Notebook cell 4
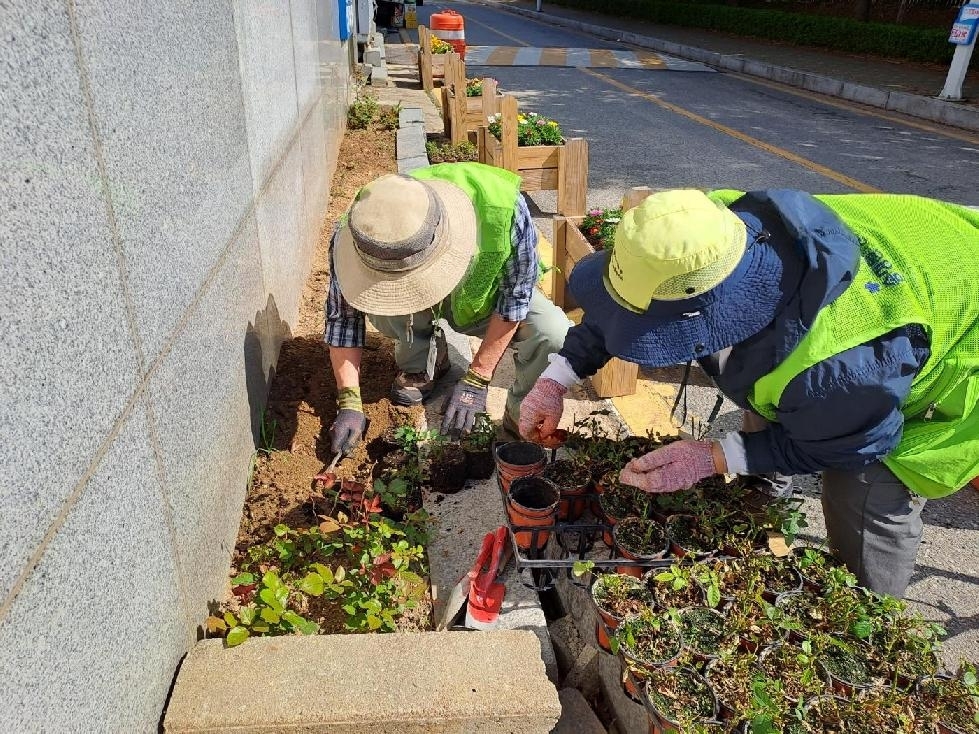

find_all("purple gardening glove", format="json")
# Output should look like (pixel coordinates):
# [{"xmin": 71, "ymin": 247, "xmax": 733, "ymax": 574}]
[
  {"xmin": 619, "ymin": 440, "xmax": 717, "ymax": 494},
  {"xmin": 329, "ymin": 387, "xmax": 367, "ymax": 455},
  {"xmin": 519, "ymin": 378, "xmax": 568, "ymax": 442}
]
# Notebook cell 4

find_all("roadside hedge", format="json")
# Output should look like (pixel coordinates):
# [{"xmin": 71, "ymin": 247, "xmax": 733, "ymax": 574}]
[{"xmin": 551, "ymin": 0, "xmax": 954, "ymax": 64}]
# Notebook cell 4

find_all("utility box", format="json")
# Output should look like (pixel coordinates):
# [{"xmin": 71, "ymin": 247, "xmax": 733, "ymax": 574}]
[{"xmin": 355, "ymin": 0, "xmax": 376, "ymax": 42}]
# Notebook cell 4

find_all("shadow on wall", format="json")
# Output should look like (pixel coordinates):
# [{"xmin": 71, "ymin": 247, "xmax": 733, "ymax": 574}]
[{"xmin": 244, "ymin": 294, "xmax": 293, "ymax": 452}]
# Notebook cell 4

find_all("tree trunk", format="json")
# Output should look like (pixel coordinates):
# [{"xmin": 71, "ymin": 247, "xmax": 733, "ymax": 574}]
[{"xmin": 855, "ymin": 0, "xmax": 872, "ymax": 22}]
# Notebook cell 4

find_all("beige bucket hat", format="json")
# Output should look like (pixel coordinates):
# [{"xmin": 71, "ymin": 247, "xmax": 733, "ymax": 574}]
[{"xmin": 334, "ymin": 174, "xmax": 478, "ymax": 316}]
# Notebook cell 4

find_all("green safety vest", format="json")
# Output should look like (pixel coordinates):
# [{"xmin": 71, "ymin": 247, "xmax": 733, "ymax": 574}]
[
  {"xmin": 411, "ymin": 163, "xmax": 523, "ymax": 328},
  {"xmin": 712, "ymin": 190, "xmax": 979, "ymax": 498}
]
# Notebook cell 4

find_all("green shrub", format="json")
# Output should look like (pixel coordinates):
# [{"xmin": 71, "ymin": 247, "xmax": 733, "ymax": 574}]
[
  {"xmin": 550, "ymin": 0, "xmax": 953, "ymax": 64},
  {"xmin": 376, "ymin": 102, "xmax": 402, "ymax": 131},
  {"xmin": 347, "ymin": 95, "xmax": 379, "ymax": 130}
]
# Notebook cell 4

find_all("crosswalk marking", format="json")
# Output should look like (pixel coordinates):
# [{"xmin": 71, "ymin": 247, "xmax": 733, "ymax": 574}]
[{"xmin": 463, "ymin": 46, "xmax": 714, "ymax": 71}]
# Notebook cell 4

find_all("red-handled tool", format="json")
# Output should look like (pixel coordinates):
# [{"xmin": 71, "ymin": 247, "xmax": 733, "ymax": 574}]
[
  {"xmin": 465, "ymin": 525, "xmax": 512, "ymax": 630},
  {"xmin": 436, "ymin": 530, "xmax": 495, "ymax": 630}
]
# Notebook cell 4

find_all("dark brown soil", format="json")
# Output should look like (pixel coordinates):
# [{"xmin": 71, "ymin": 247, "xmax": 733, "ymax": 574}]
[
  {"xmin": 429, "ymin": 444, "xmax": 467, "ymax": 493},
  {"xmin": 541, "ymin": 459, "xmax": 591, "ymax": 490},
  {"xmin": 593, "ymin": 574, "xmax": 654, "ymax": 619}
]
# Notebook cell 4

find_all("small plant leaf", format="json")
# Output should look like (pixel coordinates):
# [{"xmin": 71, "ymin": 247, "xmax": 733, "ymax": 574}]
[
  {"xmin": 259, "ymin": 588, "xmax": 285, "ymax": 613},
  {"xmin": 572, "ymin": 560, "xmax": 595, "ymax": 578},
  {"xmin": 238, "ymin": 606, "xmax": 257, "ymax": 626},
  {"xmin": 319, "ymin": 518, "xmax": 341, "ymax": 534},
  {"xmin": 206, "ymin": 615, "xmax": 227, "ymax": 634},
  {"xmin": 223, "ymin": 612, "xmax": 238, "ymax": 628},
  {"xmin": 225, "ymin": 626, "xmax": 250, "ymax": 647},
  {"xmin": 706, "ymin": 585, "xmax": 721, "ymax": 609},
  {"xmin": 335, "ymin": 566, "xmax": 346, "ymax": 583},
  {"xmin": 260, "ymin": 607, "xmax": 280, "ymax": 624},
  {"xmin": 299, "ymin": 572, "xmax": 325, "ymax": 596},
  {"xmin": 231, "ymin": 572, "xmax": 256, "ymax": 586}
]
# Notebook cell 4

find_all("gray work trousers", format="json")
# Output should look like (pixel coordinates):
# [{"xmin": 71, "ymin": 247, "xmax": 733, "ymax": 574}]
[
  {"xmin": 369, "ymin": 289, "xmax": 572, "ymax": 423},
  {"xmin": 741, "ymin": 411, "xmax": 924, "ymax": 598}
]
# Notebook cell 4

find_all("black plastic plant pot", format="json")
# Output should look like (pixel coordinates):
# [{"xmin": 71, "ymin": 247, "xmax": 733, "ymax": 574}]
[
  {"xmin": 643, "ymin": 667, "xmax": 719, "ymax": 733},
  {"xmin": 613, "ymin": 516, "xmax": 669, "ymax": 578},
  {"xmin": 678, "ymin": 606, "xmax": 727, "ymax": 661},
  {"xmin": 429, "ymin": 443, "xmax": 468, "ymax": 494}
]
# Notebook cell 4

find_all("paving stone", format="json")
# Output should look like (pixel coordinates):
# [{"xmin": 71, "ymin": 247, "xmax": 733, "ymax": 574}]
[
  {"xmin": 552, "ymin": 688, "xmax": 606, "ymax": 734},
  {"xmin": 396, "ymin": 125, "xmax": 427, "ymax": 159},
  {"xmin": 164, "ymin": 632, "xmax": 561, "ymax": 734},
  {"xmin": 364, "ymin": 48, "xmax": 384, "ymax": 66},
  {"xmin": 398, "ymin": 154, "xmax": 431, "ymax": 173},
  {"xmin": 370, "ymin": 65, "xmax": 389, "ymax": 86},
  {"xmin": 399, "ymin": 106, "xmax": 425, "ymax": 125}
]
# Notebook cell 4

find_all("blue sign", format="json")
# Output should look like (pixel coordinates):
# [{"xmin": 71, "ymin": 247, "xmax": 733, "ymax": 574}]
[{"xmin": 949, "ymin": 3, "xmax": 979, "ymax": 45}]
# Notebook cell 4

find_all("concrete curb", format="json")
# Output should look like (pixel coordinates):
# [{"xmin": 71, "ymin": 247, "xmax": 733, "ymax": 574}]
[
  {"xmin": 467, "ymin": 0, "xmax": 979, "ymax": 133},
  {"xmin": 397, "ymin": 106, "xmax": 431, "ymax": 173}
]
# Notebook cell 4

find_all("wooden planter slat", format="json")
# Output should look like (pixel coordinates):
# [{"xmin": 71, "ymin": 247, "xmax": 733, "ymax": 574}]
[
  {"xmin": 441, "ymin": 54, "xmax": 502, "ymax": 144},
  {"xmin": 477, "ymin": 95, "xmax": 588, "ymax": 217},
  {"xmin": 418, "ymin": 26, "xmax": 450, "ymax": 91},
  {"xmin": 550, "ymin": 186, "xmax": 657, "ymax": 398}
]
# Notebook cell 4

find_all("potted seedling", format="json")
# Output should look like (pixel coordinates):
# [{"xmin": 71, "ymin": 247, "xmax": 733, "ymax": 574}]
[
  {"xmin": 666, "ymin": 514, "xmax": 717, "ymax": 560},
  {"xmin": 613, "ymin": 516, "xmax": 669, "ymax": 577},
  {"xmin": 814, "ymin": 633, "xmax": 876, "ymax": 696},
  {"xmin": 611, "ymin": 608, "xmax": 684, "ymax": 689},
  {"xmin": 916, "ymin": 662, "xmax": 979, "ymax": 734},
  {"xmin": 757, "ymin": 640, "xmax": 828, "ymax": 704},
  {"xmin": 461, "ymin": 412, "xmax": 495, "ymax": 480},
  {"xmin": 678, "ymin": 606, "xmax": 728, "ymax": 661},
  {"xmin": 591, "ymin": 572, "xmax": 654, "ymax": 652},
  {"xmin": 705, "ymin": 649, "xmax": 759, "ymax": 723},
  {"xmin": 647, "ymin": 564, "xmax": 705, "ymax": 611},
  {"xmin": 643, "ymin": 666, "xmax": 719, "ymax": 732},
  {"xmin": 541, "ymin": 457, "xmax": 592, "ymax": 521},
  {"xmin": 747, "ymin": 553, "xmax": 803, "ymax": 601},
  {"xmin": 596, "ymin": 471, "xmax": 650, "ymax": 546},
  {"xmin": 791, "ymin": 545, "xmax": 843, "ymax": 591},
  {"xmin": 425, "ymin": 432, "xmax": 468, "ymax": 493}
]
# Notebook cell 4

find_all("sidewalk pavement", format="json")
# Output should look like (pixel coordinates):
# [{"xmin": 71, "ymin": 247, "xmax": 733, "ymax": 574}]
[{"xmin": 478, "ymin": 0, "xmax": 979, "ymax": 132}]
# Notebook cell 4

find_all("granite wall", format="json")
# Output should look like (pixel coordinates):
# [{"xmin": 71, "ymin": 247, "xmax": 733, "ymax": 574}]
[{"xmin": 0, "ymin": 1, "xmax": 353, "ymax": 729}]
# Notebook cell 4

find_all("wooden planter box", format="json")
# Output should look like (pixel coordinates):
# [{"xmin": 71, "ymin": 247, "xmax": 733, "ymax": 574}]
[
  {"xmin": 418, "ymin": 26, "xmax": 451, "ymax": 91},
  {"xmin": 477, "ymin": 95, "xmax": 588, "ymax": 217},
  {"xmin": 550, "ymin": 187, "xmax": 657, "ymax": 398},
  {"xmin": 439, "ymin": 53, "xmax": 504, "ymax": 144}
]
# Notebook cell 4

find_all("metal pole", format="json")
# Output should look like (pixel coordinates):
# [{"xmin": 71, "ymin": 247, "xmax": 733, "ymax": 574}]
[
  {"xmin": 939, "ymin": 1, "xmax": 978, "ymax": 101},
  {"xmin": 536, "ymin": 0, "xmax": 542, "ymax": 10}
]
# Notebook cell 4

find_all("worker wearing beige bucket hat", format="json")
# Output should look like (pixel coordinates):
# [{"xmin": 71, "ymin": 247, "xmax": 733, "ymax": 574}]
[
  {"xmin": 521, "ymin": 188, "xmax": 979, "ymax": 598},
  {"xmin": 326, "ymin": 163, "xmax": 571, "ymax": 455}
]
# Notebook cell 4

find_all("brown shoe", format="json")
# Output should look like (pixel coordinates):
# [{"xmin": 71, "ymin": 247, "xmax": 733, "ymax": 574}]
[{"xmin": 390, "ymin": 354, "xmax": 450, "ymax": 406}]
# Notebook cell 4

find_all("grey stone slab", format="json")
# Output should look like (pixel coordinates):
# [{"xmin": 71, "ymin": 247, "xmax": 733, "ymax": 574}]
[
  {"xmin": 234, "ymin": 0, "xmax": 301, "ymax": 189},
  {"xmin": 553, "ymin": 688, "xmax": 606, "ymax": 734},
  {"xmin": 164, "ymin": 633, "xmax": 562, "ymax": 733},
  {"xmin": 0, "ymin": 405, "xmax": 185, "ymax": 732},
  {"xmin": 370, "ymin": 64, "xmax": 390, "ymax": 86},
  {"xmin": 299, "ymin": 95, "xmax": 336, "ymax": 266},
  {"xmin": 399, "ymin": 154, "xmax": 432, "ymax": 173},
  {"xmin": 290, "ymin": 0, "xmax": 321, "ymax": 112},
  {"xmin": 363, "ymin": 48, "xmax": 384, "ymax": 66},
  {"xmin": 717, "ymin": 55, "xmax": 745, "ymax": 73},
  {"xmin": 770, "ymin": 65, "xmax": 807, "ymax": 89},
  {"xmin": 147, "ymin": 215, "xmax": 267, "ymax": 623},
  {"xmin": 801, "ymin": 73, "xmax": 844, "ymax": 97},
  {"xmin": 73, "ymin": 0, "xmax": 255, "ymax": 363},
  {"xmin": 885, "ymin": 90, "xmax": 944, "ymax": 124},
  {"xmin": 255, "ymin": 133, "xmax": 306, "ymax": 327},
  {"xmin": 397, "ymin": 126, "xmax": 427, "ymax": 160},
  {"xmin": 399, "ymin": 107, "xmax": 425, "ymax": 125},
  {"xmin": 840, "ymin": 82, "xmax": 889, "ymax": 108},
  {"xmin": 939, "ymin": 101, "xmax": 979, "ymax": 132},
  {"xmin": 0, "ymin": 0, "xmax": 143, "ymax": 600},
  {"xmin": 742, "ymin": 59, "xmax": 776, "ymax": 79}
]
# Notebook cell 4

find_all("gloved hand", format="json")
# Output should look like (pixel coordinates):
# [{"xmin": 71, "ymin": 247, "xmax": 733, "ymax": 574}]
[
  {"xmin": 519, "ymin": 378, "xmax": 568, "ymax": 442},
  {"xmin": 619, "ymin": 440, "xmax": 717, "ymax": 494},
  {"xmin": 442, "ymin": 368, "xmax": 490, "ymax": 434},
  {"xmin": 330, "ymin": 387, "xmax": 367, "ymax": 455}
]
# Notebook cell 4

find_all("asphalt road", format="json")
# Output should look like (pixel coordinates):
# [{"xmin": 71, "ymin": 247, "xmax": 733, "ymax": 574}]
[{"xmin": 414, "ymin": 0, "xmax": 979, "ymax": 668}]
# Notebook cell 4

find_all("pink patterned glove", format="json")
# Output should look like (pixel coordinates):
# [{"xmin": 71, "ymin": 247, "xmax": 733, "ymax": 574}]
[
  {"xmin": 519, "ymin": 378, "xmax": 568, "ymax": 442},
  {"xmin": 619, "ymin": 440, "xmax": 717, "ymax": 494}
]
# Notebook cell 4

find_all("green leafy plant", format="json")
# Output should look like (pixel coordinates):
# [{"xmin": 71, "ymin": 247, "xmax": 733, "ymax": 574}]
[
  {"xmin": 465, "ymin": 76, "xmax": 496, "ymax": 96},
  {"xmin": 258, "ymin": 407, "xmax": 277, "ymax": 456},
  {"xmin": 425, "ymin": 138, "xmax": 478, "ymax": 164},
  {"xmin": 461, "ymin": 412, "xmax": 495, "ymax": 451},
  {"xmin": 579, "ymin": 207, "xmax": 622, "ymax": 251},
  {"xmin": 347, "ymin": 94, "xmax": 379, "ymax": 130},
  {"xmin": 376, "ymin": 102, "xmax": 402, "ymax": 131},
  {"xmin": 488, "ymin": 110, "xmax": 564, "ymax": 146}
]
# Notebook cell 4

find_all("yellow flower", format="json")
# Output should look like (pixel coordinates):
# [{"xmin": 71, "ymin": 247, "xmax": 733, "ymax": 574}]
[{"xmin": 548, "ymin": 121, "xmax": 558, "ymax": 127}]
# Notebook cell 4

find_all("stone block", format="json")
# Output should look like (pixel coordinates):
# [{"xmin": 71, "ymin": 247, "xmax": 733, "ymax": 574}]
[
  {"xmin": 73, "ymin": 0, "xmax": 255, "ymax": 362},
  {"xmin": 742, "ymin": 59, "xmax": 776, "ymax": 80},
  {"xmin": 564, "ymin": 645, "xmax": 601, "ymax": 702},
  {"xmin": 553, "ymin": 688, "xmax": 606, "ymax": 734},
  {"xmin": 0, "ymin": 407, "xmax": 186, "ymax": 732},
  {"xmin": 840, "ymin": 82, "xmax": 889, "ymax": 108},
  {"xmin": 598, "ymin": 652, "xmax": 649, "ymax": 734},
  {"xmin": 147, "ymin": 216, "xmax": 267, "ymax": 624},
  {"xmin": 164, "ymin": 632, "xmax": 561, "ymax": 733},
  {"xmin": 370, "ymin": 65, "xmax": 390, "ymax": 86},
  {"xmin": 770, "ymin": 65, "xmax": 807, "ymax": 89},
  {"xmin": 0, "ymin": 0, "xmax": 143, "ymax": 600},
  {"xmin": 717, "ymin": 55, "xmax": 745, "ymax": 73},
  {"xmin": 397, "ymin": 126, "xmax": 427, "ymax": 160},
  {"xmin": 398, "ymin": 154, "xmax": 432, "ymax": 173},
  {"xmin": 400, "ymin": 106, "xmax": 425, "ymax": 125},
  {"xmin": 801, "ymin": 73, "xmax": 843, "ymax": 97},
  {"xmin": 940, "ymin": 103, "xmax": 979, "ymax": 133},
  {"xmin": 885, "ymin": 91, "xmax": 944, "ymax": 124},
  {"xmin": 364, "ymin": 48, "xmax": 384, "ymax": 67}
]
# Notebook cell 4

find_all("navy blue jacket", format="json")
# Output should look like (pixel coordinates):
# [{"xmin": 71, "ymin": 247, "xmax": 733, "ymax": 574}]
[{"xmin": 559, "ymin": 191, "xmax": 931, "ymax": 476}]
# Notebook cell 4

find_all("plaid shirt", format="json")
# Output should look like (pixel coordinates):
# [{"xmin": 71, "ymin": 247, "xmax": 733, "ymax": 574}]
[{"xmin": 325, "ymin": 194, "xmax": 538, "ymax": 348}]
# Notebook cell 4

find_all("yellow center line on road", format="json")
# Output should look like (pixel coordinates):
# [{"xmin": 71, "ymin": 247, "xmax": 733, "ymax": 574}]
[{"xmin": 581, "ymin": 67, "xmax": 881, "ymax": 193}]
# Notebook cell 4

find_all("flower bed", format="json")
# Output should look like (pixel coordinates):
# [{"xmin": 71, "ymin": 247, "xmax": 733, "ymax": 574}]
[
  {"xmin": 440, "ymin": 53, "xmax": 503, "ymax": 145},
  {"xmin": 477, "ymin": 94, "xmax": 588, "ymax": 217}
]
